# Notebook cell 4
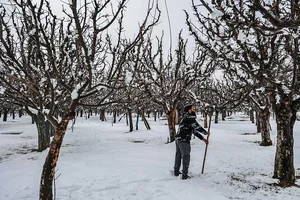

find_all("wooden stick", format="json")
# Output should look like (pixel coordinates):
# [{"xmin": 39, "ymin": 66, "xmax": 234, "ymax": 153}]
[{"xmin": 201, "ymin": 114, "xmax": 212, "ymax": 174}]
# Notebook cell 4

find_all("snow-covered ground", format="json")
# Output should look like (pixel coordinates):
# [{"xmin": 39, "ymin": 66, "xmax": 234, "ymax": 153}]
[{"xmin": 0, "ymin": 112, "xmax": 299, "ymax": 200}]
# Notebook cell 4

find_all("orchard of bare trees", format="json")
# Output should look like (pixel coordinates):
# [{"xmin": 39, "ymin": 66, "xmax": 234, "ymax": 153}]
[{"xmin": 0, "ymin": 0, "xmax": 299, "ymax": 199}]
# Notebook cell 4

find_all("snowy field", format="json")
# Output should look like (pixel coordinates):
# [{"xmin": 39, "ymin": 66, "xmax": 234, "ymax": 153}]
[{"xmin": 0, "ymin": 112, "xmax": 299, "ymax": 200}]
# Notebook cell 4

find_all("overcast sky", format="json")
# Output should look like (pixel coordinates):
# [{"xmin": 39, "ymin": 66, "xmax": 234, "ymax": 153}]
[
  {"xmin": 41, "ymin": 0, "xmax": 200, "ymax": 54},
  {"xmin": 123, "ymin": 0, "xmax": 210, "ymax": 56},
  {"xmin": 123, "ymin": 0, "xmax": 195, "ymax": 49}
]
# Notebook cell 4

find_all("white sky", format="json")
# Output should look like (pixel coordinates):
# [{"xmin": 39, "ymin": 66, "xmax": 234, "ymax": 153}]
[
  {"xmin": 122, "ymin": 0, "xmax": 195, "ymax": 49},
  {"xmin": 27, "ymin": 0, "xmax": 200, "ymax": 54},
  {"xmin": 0, "ymin": 113, "xmax": 300, "ymax": 199}
]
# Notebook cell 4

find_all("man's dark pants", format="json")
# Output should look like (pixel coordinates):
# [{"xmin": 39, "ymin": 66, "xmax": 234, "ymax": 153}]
[{"xmin": 174, "ymin": 140, "xmax": 191, "ymax": 175}]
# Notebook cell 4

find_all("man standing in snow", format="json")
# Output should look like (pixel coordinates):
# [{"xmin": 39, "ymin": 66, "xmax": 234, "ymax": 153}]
[{"xmin": 173, "ymin": 104, "xmax": 209, "ymax": 179}]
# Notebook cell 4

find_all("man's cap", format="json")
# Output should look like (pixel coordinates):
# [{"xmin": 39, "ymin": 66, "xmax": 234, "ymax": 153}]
[{"xmin": 183, "ymin": 104, "xmax": 193, "ymax": 113}]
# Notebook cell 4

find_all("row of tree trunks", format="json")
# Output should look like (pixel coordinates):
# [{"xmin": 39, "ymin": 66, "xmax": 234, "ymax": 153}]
[
  {"xmin": 206, "ymin": 107, "xmax": 273, "ymax": 148},
  {"xmin": 250, "ymin": 103, "xmax": 295, "ymax": 186},
  {"xmin": 0, "ymin": 108, "xmax": 21, "ymax": 121}
]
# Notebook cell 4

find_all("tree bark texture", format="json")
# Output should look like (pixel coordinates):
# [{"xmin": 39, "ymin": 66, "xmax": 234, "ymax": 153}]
[
  {"xmin": 140, "ymin": 111, "xmax": 151, "ymax": 130},
  {"xmin": 153, "ymin": 111, "xmax": 157, "ymax": 122},
  {"xmin": 113, "ymin": 110, "xmax": 117, "ymax": 123},
  {"xmin": 221, "ymin": 110, "xmax": 226, "ymax": 121},
  {"xmin": 100, "ymin": 109, "xmax": 105, "ymax": 121},
  {"xmin": 258, "ymin": 108, "xmax": 272, "ymax": 146},
  {"xmin": 167, "ymin": 109, "xmax": 176, "ymax": 142},
  {"xmin": 39, "ymin": 119, "xmax": 69, "ymax": 200},
  {"xmin": 256, "ymin": 110, "xmax": 262, "ymax": 133},
  {"xmin": 45, "ymin": 120, "xmax": 54, "ymax": 137},
  {"xmin": 3, "ymin": 109, "xmax": 8, "ymax": 121},
  {"xmin": 12, "ymin": 110, "xmax": 15, "ymax": 119},
  {"xmin": 19, "ymin": 109, "xmax": 23, "ymax": 118},
  {"xmin": 214, "ymin": 110, "xmax": 219, "ymax": 124},
  {"xmin": 273, "ymin": 101, "xmax": 295, "ymax": 186},
  {"xmin": 250, "ymin": 109, "xmax": 255, "ymax": 123},
  {"xmin": 135, "ymin": 111, "xmax": 139, "ymax": 130},
  {"xmin": 128, "ymin": 108, "xmax": 133, "ymax": 132},
  {"xmin": 35, "ymin": 112, "xmax": 50, "ymax": 152}
]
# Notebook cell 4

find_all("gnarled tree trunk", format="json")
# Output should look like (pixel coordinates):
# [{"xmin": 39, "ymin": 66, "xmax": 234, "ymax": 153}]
[
  {"xmin": 39, "ymin": 119, "xmax": 69, "ymax": 200},
  {"xmin": 273, "ymin": 99, "xmax": 295, "ymax": 186},
  {"xmin": 256, "ymin": 109, "xmax": 261, "ymax": 133},
  {"xmin": 35, "ymin": 112, "xmax": 50, "ymax": 152},
  {"xmin": 26, "ymin": 108, "xmax": 50, "ymax": 152},
  {"xmin": 258, "ymin": 108, "xmax": 272, "ymax": 146},
  {"xmin": 100, "ymin": 109, "xmax": 105, "ymax": 121},
  {"xmin": 39, "ymin": 109, "xmax": 75, "ymax": 200},
  {"xmin": 167, "ymin": 109, "xmax": 176, "ymax": 143},
  {"xmin": 140, "ymin": 110, "xmax": 151, "ymax": 130}
]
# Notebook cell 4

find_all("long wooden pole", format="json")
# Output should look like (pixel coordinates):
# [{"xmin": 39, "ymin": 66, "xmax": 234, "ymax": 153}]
[{"xmin": 201, "ymin": 114, "xmax": 212, "ymax": 174}]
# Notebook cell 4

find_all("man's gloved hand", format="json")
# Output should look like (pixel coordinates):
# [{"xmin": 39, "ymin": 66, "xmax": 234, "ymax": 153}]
[{"xmin": 202, "ymin": 138, "xmax": 209, "ymax": 144}]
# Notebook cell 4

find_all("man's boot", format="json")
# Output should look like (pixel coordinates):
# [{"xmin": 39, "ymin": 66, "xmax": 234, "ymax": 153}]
[
  {"xmin": 173, "ymin": 168, "xmax": 182, "ymax": 176},
  {"xmin": 182, "ymin": 170, "xmax": 191, "ymax": 180}
]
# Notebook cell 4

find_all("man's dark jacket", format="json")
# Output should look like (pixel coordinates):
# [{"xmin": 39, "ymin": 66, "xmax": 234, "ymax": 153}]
[{"xmin": 175, "ymin": 112, "xmax": 207, "ymax": 142}]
